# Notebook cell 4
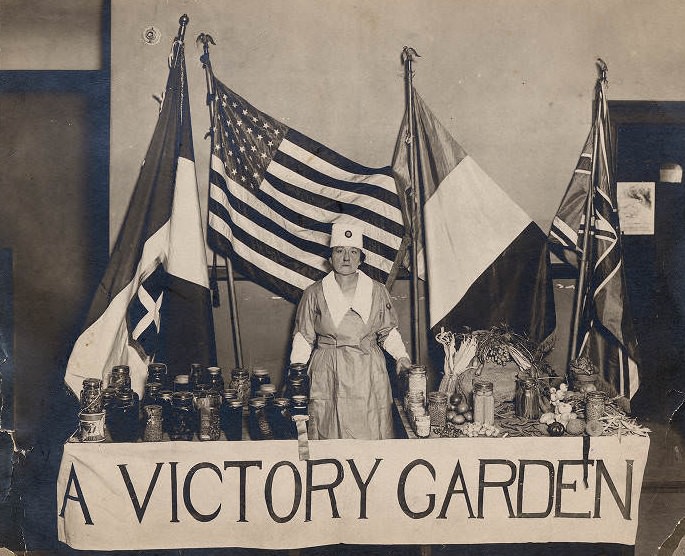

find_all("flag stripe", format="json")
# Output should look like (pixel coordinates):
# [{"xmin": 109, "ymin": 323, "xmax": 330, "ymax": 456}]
[
  {"xmin": 279, "ymin": 136, "xmax": 400, "ymax": 199},
  {"xmin": 270, "ymin": 152, "xmax": 403, "ymax": 221},
  {"xmin": 285, "ymin": 128, "xmax": 397, "ymax": 187}
]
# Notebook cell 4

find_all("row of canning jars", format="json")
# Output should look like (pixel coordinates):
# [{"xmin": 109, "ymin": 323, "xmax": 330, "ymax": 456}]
[{"xmin": 79, "ymin": 362, "xmax": 311, "ymax": 442}]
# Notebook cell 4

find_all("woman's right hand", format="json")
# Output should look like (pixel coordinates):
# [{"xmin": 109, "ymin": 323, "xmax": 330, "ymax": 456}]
[{"xmin": 396, "ymin": 356, "xmax": 412, "ymax": 375}]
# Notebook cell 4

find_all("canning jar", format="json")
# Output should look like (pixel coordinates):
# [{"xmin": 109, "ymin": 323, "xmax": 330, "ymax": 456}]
[
  {"xmin": 230, "ymin": 368, "xmax": 251, "ymax": 406},
  {"xmin": 428, "ymin": 391, "xmax": 448, "ymax": 428},
  {"xmin": 146, "ymin": 363, "xmax": 168, "ymax": 389},
  {"xmin": 207, "ymin": 367, "xmax": 224, "ymax": 393},
  {"xmin": 108, "ymin": 388, "xmax": 140, "ymax": 442},
  {"xmin": 80, "ymin": 378, "xmax": 103, "ymax": 413},
  {"xmin": 472, "ymin": 380, "xmax": 495, "ymax": 426},
  {"xmin": 168, "ymin": 391, "xmax": 196, "ymax": 441}
]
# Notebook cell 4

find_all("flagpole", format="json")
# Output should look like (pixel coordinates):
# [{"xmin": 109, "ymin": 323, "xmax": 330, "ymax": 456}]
[
  {"xmin": 570, "ymin": 60, "xmax": 606, "ymax": 360},
  {"xmin": 401, "ymin": 46, "xmax": 422, "ymax": 364},
  {"xmin": 197, "ymin": 32, "xmax": 244, "ymax": 369}
]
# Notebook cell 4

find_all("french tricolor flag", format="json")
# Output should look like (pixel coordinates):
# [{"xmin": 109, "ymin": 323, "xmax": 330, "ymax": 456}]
[{"xmin": 392, "ymin": 89, "xmax": 555, "ymax": 343}]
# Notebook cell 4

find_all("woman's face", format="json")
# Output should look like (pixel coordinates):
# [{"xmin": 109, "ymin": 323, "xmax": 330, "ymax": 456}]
[{"xmin": 329, "ymin": 246, "xmax": 362, "ymax": 276}]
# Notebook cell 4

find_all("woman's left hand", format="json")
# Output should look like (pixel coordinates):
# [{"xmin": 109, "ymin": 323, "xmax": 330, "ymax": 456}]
[{"xmin": 396, "ymin": 356, "xmax": 412, "ymax": 375}]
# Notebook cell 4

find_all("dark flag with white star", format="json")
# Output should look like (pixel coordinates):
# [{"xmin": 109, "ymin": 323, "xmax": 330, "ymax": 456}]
[
  {"xmin": 64, "ymin": 36, "xmax": 216, "ymax": 395},
  {"xmin": 207, "ymin": 79, "xmax": 406, "ymax": 302}
]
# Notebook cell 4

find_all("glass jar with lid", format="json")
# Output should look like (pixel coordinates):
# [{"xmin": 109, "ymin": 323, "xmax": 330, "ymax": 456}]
[
  {"xmin": 108, "ymin": 387, "xmax": 140, "ymax": 442},
  {"xmin": 109, "ymin": 365, "xmax": 131, "ymax": 391},
  {"xmin": 472, "ymin": 380, "xmax": 495, "ymax": 425},
  {"xmin": 207, "ymin": 366, "xmax": 224, "ymax": 393},
  {"xmin": 80, "ymin": 378, "xmax": 103, "ymax": 413},
  {"xmin": 408, "ymin": 365, "xmax": 427, "ymax": 403},
  {"xmin": 168, "ymin": 391, "xmax": 196, "ymax": 441},
  {"xmin": 146, "ymin": 363, "xmax": 168, "ymax": 389},
  {"xmin": 251, "ymin": 368, "xmax": 271, "ymax": 398},
  {"xmin": 230, "ymin": 368, "xmax": 251, "ymax": 406}
]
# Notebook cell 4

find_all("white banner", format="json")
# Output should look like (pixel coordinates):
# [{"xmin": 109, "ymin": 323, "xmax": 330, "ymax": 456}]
[{"xmin": 57, "ymin": 436, "xmax": 649, "ymax": 550}]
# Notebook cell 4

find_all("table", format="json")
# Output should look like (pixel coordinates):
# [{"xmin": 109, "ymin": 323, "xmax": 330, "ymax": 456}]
[{"xmin": 57, "ymin": 427, "xmax": 649, "ymax": 551}]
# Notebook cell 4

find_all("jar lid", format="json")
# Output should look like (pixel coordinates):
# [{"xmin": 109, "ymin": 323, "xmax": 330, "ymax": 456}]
[
  {"xmin": 289, "ymin": 363, "xmax": 307, "ymax": 371},
  {"xmin": 274, "ymin": 397, "xmax": 291, "ymax": 408},
  {"xmin": 174, "ymin": 374, "xmax": 190, "ymax": 384},
  {"xmin": 146, "ymin": 381, "xmax": 163, "ymax": 391},
  {"xmin": 190, "ymin": 363, "xmax": 203, "ymax": 372},
  {"xmin": 259, "ymin": 384, "xmax": 277, "ymax": 393},
  {"xmin": 428, "ymin": 391, "xmax": 448, "ymax": 401},
  {"xmin": 232, "ymin": 368, "xmax": 249, "ymax": 378},
  {"xmin": 116, "ymin": 388, "xmax": 134, "ymax": 401},
  {"xmin": 111, "ymin": 365, "xmax": 130, "ymax": 375},
  {"xmin": 83, "ymin": 378, "xmax": 103, "ymax": 387},
  {"xmin": 228, "ymin": 400, "xmax": 244, "ymax": 408},
  {"xmin": 160, "ymin": 390, "xmax": 174, "ymax": 400},
  {"xmin": 409, "ymin": 365, "xmax": 426, "ymax": 375},
  {"xmin": 223, "ymin": 390, "xmax": 238, "ymax": 400},
  {"xmin": 473, "ymin": 380, "xmax": 494, "ymax": 394},
  {"xmin": 291, "ymin": 395, "xmax": 308, "ymax": 404},
  {"xmin": 253, "ymin": 368, "xmax": 270, "ymax": 377},
  {"xmin": 173, "ymin": 391, "xmax": 194, "ymax": 401},
  {"xmin": 207, "ymin": 366, "xmax": 222, "ymax": 375},
  {"xmin": 249, "ymin": 397, "xmax": 266, "ymax": 408},
  {"xmin": 586, "ymin": 390, "xmax": 607, "ymax": 399},
  {"xmin": 148, "ymin": 362, "xmax": 167, "ymax": 371}
]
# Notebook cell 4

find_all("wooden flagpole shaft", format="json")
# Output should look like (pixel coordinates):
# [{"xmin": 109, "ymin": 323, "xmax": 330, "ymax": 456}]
[
  {"xmin": 197, "ymin": 33, "xmax": 244, "ymax": 368},
  {"xmin": 402, "ymin": 46, "xmax": 422, "ymax": 364},
  {"xmin": 570, "ymin": 65, "xmax": 606, "ymax": 360}
]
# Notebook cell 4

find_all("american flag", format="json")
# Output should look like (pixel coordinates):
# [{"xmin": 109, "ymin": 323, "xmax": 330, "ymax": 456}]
[
  {"xmin": 548, "ymin": 74, "xmax": 639, "ymax": 399},
  {"xmin": 207, "ymin": 79, "xmax": 407, "ymax": 302}
]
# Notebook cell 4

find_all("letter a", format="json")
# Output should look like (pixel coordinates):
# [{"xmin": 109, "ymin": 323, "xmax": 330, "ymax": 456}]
[{"xmin": 59, "ymin": 463, "xmax": 94, "ymax": 525}]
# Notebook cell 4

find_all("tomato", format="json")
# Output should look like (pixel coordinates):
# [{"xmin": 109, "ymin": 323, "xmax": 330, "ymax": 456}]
[
  {"xmin": 463, "ymin": 410, "xmax": 473, "ymax": 422},
  {"xmin": 452, "ymin": 413, "xmax": 466, "ymax": 425}
]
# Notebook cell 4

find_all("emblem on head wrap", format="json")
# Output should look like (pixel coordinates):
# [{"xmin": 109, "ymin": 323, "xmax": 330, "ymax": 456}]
[{"xmin": 345, "ymin": 230, "xmax": 352, "ymax": 238}]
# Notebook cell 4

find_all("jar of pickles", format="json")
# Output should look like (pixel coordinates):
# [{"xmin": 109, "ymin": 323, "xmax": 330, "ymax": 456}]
[
  {"xmin": 168, "ymin": 391, "xmax": 196, "ymax": 441},
  {"xmin": 80, "ymin": 378, "xmax": 103, "ymax": 413}
]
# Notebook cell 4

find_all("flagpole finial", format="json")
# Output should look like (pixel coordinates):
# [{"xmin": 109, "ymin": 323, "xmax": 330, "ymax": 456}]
[
  {"xmin": 596, "ymin": 58, "xmax": 608, "ymax": 84},
  {"xmin": 401, "ymin": 46, "xmax": 421, "ymax": 64},
  {"xmin": 177, "ymin": 14, "xmax": 189, "ymax": 42}
]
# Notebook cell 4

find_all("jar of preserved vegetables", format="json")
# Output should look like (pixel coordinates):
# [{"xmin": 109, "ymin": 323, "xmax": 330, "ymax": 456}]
[
  {"xmin": 251, "ymin": 368, "xmax": 271, "ymax": 399},
  {"xmin": 290, "ymin": 395, "xmax": 309, "ymax": 417},
  {"xmin": 142, "ymin": 405, "xmax": 163, "ymax": 442},
  {"xmin": 285, "ymin": 363, "xmax": 310, "ymax": 398},
  {"xmin": 207, "ymin": 366, "xmax": 224, "ymax": 393},
  {"xmin": 273, "ymin": 398, "xmax": 293, "ymax": 440},
  {"xmin": 142, "ymin": 381, "xmax": 163, "ymax": 408},
  {"xmin": 472, "ymin": 380, "xmax": 495, "ymax": 426},
  {"xmin": 198, "ymin": 406, "xmax": 221, "ymax": 441},
  {"xmin": 221, "ymin": 399, "xmax": 244, "ymax": 441},
  {"xmin": 146, "ymin": 363, "xmax": 168, "ymax": 389},
  {"xmin": 80, "ymin": 378, "xmax": 103, "ymax": 413},
  {"xmin": 108, "ymin": 387, "xmax": 140, "ymax": 442},
  {"xmin": 230, "ymin": 368, "xmax": 251, "ymax": 406},
  {"xmin": 159, "ymin": 390, "xmax": 174, "ymax": 435},
  {"xmin": 173, "ymin": 374, "xmax": 192, "ymax": 392},
  {"xmin": 168, "ymin": 391, "xmax": 196, "ymax": 441},
  {"xmin": 109, "ymin": 365, "xmax": 131, "ymax": 391},
  {"xmin": 248, "ymin": 397, "xmax": 272, "ymax": 440}
]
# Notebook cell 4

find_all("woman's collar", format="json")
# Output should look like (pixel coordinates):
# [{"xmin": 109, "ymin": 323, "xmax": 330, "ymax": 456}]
[{"xmin": 322, "ymin": 270, "xmax": 373, "ymax": 328}]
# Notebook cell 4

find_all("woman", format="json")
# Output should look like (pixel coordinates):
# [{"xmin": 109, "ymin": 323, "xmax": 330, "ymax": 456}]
[{"xmin": 289, "ymin": 222, "xmax": 412, "ymax": 439}]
